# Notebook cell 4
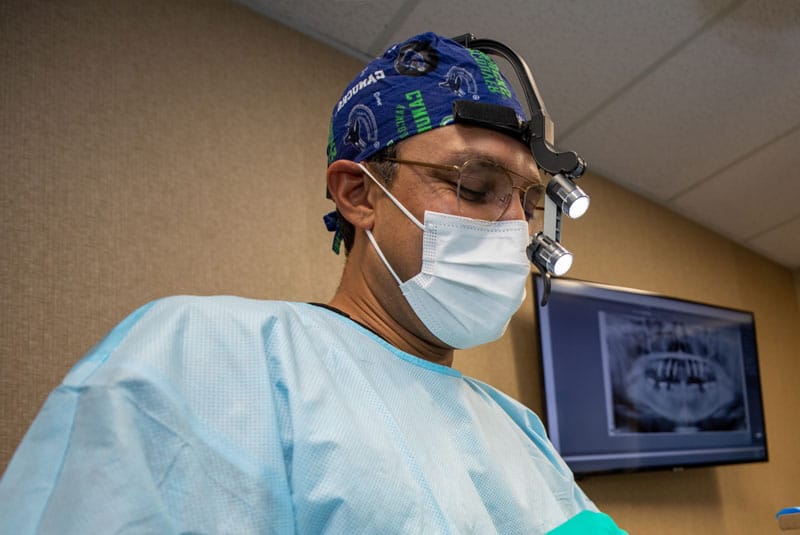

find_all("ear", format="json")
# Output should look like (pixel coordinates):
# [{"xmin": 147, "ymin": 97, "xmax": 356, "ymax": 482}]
[{"xmin": 326, "ymin": 160, "xmax": 376, "ymax": 230}]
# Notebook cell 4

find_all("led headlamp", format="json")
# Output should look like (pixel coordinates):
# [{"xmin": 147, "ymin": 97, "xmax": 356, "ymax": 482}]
[{"xmin": 452, "ymin": 34, "xmax": 589, "ymax": 305}]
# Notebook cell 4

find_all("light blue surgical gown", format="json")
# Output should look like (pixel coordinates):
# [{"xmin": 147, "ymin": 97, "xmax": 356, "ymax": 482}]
[{"xmin": 0, "ymin": 296, "xmax": 622, "ymax": 534}]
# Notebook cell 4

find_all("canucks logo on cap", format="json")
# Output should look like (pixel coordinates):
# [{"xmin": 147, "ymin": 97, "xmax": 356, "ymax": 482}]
[
  {"xmin": 344, "ymin": 104, "xmax": 379, "ymax": 153},
  {"xmin": 439, "ymin": 67, "xmax": 479, "ymax": 99},
  {"xmin": 394, "ymin": 40, "xmax": 439, "ymax": 76}
]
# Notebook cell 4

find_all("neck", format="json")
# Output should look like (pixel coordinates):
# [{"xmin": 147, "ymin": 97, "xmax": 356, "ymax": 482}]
[{"xmin": 329, "ymin": 256, "xmax": 455, "ymax": 367}]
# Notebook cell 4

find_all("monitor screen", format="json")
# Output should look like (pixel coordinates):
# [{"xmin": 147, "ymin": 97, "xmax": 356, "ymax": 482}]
[{"xmin": 533, "ymin": 276, "xmax": 768, "ymax": 476}]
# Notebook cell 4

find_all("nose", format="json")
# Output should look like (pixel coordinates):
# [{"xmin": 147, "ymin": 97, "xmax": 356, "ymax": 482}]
[
  {"xmin": 499, "ymin": 187, "xmax": 527, "ymax": 222},
  {"xmin": 499, "ymin": 187, "xmax": 542, "ymax": 235}
]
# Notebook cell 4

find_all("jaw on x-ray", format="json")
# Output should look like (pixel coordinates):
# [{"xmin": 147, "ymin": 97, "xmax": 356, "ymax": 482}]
[{"xmin": 600, "ymin": 312, "xmax": 747, "ymax": 434}]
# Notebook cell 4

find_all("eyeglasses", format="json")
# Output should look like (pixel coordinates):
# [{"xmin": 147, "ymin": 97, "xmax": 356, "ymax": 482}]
[{"xmin": 379, "ymin": 157, "xmax": 545, "ymax": 222}]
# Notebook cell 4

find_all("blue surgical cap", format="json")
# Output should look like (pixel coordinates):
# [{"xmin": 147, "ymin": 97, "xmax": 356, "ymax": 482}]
[{"xmin": 326, "ymin": 32, "xmax": 526, "ymax": 165}]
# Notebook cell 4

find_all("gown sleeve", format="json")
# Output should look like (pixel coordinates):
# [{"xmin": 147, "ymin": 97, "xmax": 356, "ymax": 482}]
[{"xmin": 0, "ymin": 299, "xmax": 295, "ymax": 534}]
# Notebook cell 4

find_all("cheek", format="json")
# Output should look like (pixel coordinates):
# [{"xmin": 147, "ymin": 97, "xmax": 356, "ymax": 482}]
[
  {"xmin": 373, "ymin": 182, "xmax": 459, "ymax": 280},
  {"xmin": 372, "ymin": 199, "xmax": 424, "ymax": 281},
  {"xmin": 388, "ymin": 218, "xmax": 424, "ymax": 281},
  {"xmin": 422, "ymin": 185, "xmax": 459, "ymax": 217}
]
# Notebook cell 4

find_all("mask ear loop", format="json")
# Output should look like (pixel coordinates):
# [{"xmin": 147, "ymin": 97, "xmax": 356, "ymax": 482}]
[
  {"xmin": 358, "ymin": 163, "xmax": 425, "ymax": 231},
  {"xmin": 359, "ymin": 162, "xmax": 423, "ymax": 286},
  {"xmin": 364, "ymin": 229, "xmax": 402, "ymax": 285}
]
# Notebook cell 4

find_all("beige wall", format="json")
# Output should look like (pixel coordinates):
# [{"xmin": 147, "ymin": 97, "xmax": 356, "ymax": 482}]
[
  {"xmin": 1, "ymin": 0, "xmax": 350, "ymax": 462},
  {"xmin": 2, "ymin": 1, "xmax": 799, "ymax": 533},
  {"xmin": 795, "ymin": 269, "xmax": 800, "ymax": 311}
]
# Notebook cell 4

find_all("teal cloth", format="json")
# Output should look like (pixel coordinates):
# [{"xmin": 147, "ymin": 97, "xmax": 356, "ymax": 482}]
[
  {"xmin": 1, "ymin": 296, "xmax": 610, "ymax": 533},
  {"xmin": 546, "ymin": 511, "xmax": 628, "ymax": 534}
]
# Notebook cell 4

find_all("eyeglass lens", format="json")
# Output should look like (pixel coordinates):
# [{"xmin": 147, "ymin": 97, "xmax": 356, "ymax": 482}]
[{"xmin": 456, "ymin": 160, "xmax": 542, "ymax": 222}]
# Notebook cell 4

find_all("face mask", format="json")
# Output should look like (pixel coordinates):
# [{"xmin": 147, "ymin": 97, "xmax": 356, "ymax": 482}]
[{"xmin": 359, "ymin": 163, "xmax": 531, "ymax": 349}]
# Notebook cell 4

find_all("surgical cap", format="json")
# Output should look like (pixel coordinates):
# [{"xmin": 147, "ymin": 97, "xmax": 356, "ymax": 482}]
[{"xmin": 326, "ymin": 31, "xmax": 526, "ymax": 165}]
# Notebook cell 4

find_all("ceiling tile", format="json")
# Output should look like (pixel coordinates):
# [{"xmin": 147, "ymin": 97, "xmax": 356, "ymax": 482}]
[
  {"xmin": 379, "ymin": 0, "xmax": 733, "ymax": 133},
  {"xmin": 561, "ymin": 0, "xmax": 800, "ymax": 201},
  {"xmin": 670, "ymin": 124, "xmax": 800, "ymax": 238},
  {"xmin": 234, "ymin": 0, "xmax": 403, "ymax": 57},
  {"xmin": 744, "ymin": 216, "xmax": 800, "ymax": 269}
]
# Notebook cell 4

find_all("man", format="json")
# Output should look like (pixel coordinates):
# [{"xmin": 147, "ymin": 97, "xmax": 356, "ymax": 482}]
[{"xmin": 0, "ymin": 32, "xmax": 625, "ymax": 533}]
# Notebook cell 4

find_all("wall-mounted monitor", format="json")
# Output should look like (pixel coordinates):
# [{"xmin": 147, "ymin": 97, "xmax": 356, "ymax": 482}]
[{"xmin": 533, "ymin": 276, "xmax": 768, "ymax": 476}]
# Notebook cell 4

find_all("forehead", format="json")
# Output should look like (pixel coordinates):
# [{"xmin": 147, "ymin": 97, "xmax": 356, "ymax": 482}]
[{"xmin": 399, "ymin": 124, "xmax": 539, "ymax": 178}]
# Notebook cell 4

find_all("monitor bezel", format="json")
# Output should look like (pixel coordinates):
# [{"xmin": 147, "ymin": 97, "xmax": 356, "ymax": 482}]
[{"xmin": 532, "ymin": 275, "xmax": 769, "ymax": 477}]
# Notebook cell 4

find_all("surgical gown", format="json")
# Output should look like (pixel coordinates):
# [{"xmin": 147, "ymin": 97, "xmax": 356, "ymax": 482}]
[{"xmin": 0, "ymin": 296, "xmax": 621, "ymax": 534}]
